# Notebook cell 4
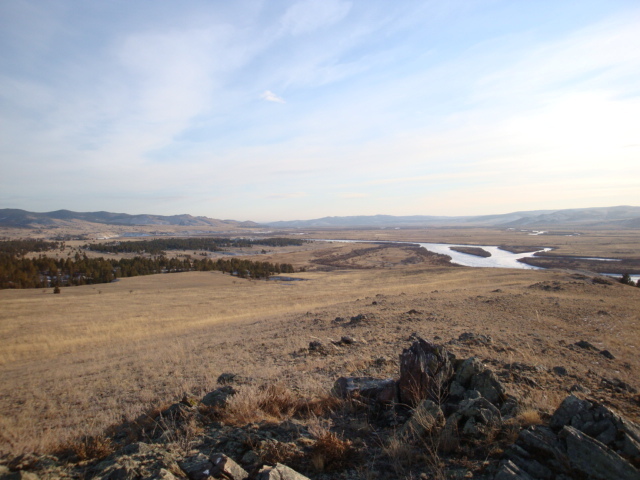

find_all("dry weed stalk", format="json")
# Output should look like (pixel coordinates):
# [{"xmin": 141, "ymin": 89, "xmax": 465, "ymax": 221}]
[
  {"xmin": 57, "ymin": 434, "xmax": 114, "ymax": 461},
  {"xmin": 310, "ymin": 429, "xmax": 354, "ymax": 472},
  {"xmin": 382, "ymin": 434, "xmax": 416, "ymax": 476},
  {"xmin": 152, "ymin": 412, "xmax": 203, "ymax": 455}
]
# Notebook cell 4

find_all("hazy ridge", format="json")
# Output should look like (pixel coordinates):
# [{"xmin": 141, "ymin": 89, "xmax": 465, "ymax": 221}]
[
  {"xmin": 268, "ymin": 205, "xmax": 640, "ymax": 228},
  {"xmin": 0, "ymin": 209, "xmax": 259, "ymax": 229},
  {"xmin": 1, "ymin": 205, "xmax": 640, "ymax": 230}
]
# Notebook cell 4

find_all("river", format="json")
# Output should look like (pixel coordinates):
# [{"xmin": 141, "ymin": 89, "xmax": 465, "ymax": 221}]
[
  {"xmin": 416, "ymin": 243, "xmax": 551, "ymax": 269},
  {"xmin": 317, "ymin": 239, "xmax": 550, "ymax": 269}
]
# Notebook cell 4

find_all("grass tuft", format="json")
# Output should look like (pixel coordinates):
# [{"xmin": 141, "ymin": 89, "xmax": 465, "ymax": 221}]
[
  {"xmin": 310, "ymin": 429, "xmax": 354, "ymax": 472},
  {"xmin": 56, "ymin": 434, "xmax": 114, "ymax": 462}
]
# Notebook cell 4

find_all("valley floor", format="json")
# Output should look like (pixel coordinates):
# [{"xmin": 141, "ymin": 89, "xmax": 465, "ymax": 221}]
[{"xmin": 1, "ymin": 233, "xmax": 640, "ymax": 478}]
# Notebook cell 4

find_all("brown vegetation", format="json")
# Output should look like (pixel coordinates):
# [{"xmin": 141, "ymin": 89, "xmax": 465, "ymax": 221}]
[
  {"xmin": 1, "ymin": 227, "xmax": 640, "ymax": 478},
  {"xmin": 449, "ymin": 246, "xmax": 492, "ymax": 257}
]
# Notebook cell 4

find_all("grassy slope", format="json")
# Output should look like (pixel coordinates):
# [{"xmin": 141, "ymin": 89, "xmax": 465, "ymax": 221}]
[{"xmin": 2, "ymin": 248, "xmax": 640, "ymax": 458}]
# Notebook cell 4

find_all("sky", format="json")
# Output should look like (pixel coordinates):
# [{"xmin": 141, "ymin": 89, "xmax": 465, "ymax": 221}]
[{"xmin": 1, "ymin": 1, "xmax": 639, "ymax": 222}]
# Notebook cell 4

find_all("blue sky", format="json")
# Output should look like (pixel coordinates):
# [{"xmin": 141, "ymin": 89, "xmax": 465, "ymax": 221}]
[{"xmin": 1, "ymin": 1, "xmax": 639, "ymax": 221}]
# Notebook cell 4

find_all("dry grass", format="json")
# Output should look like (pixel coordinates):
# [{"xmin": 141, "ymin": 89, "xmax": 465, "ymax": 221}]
[
  {"xmin": 55, "ymin": 434, "xmax": 114, "ymax": 462},
  {"xmin": 224, "ymin": 383, "xmax": 299, "ymax": 425},
  {"xmin": 310, "ymin": 429, "xmax": 354, "ymax": 472},
  {"xmin": 1, "ymin": 231, "xmax": 640, "ymax": 458},
  {"xmin": 515, "ymin": 408, "xmax": 543, "ymax": 428}
]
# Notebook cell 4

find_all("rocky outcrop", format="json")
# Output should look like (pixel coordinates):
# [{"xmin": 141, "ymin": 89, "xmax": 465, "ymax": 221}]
[
  {"xmin": 209, "ymin": 453, "xmax": 249, "ymax": 480},
  {"xmin": 202, "ymin": 386, "xmax": 237, "ymax": 408},
  {"xmin": 398, "ymin": 337, "xmax": 454, "ymax": 406},
  {"xmin": 332, "ymin": 376, "xmax": 397, "ymax": 404},
  {"xmin": 549, "ymin": 395, "xmax": 640, "ymax": 463},
  {"xmin": 4, "ymin": 338, "xmax": 640, "ymax": 480},
  {"xmin": 256, "ymin": 463, "xmax": 310, "ymax": 480},
  {"xmin": 451, "ymin": 357, "xmax": 507, "ymax": 406},
  {"xmin": 496, "ymin": 395, "xmax": 640, "ymax": 479},
  {"xmin": 399, "ymin": 399, "xmax": 445, "ymax": 439},
  {"xmin": 91, "ymin": 442, "xmax": 182, "ymax": 480},
  {"xmin": 441, "ymin": 390, "xmax": 502, "ymax": 452}
]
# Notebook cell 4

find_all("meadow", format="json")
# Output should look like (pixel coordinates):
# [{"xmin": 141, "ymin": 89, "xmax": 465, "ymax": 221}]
[{"xmin": 1, "ymin": 229, "xmax": 640, "ymax": 466}]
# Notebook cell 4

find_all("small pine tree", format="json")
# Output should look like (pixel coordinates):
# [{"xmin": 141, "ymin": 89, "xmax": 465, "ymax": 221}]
[
  {"xmin": 53, "ymin": 285, "xmax": 61, "ymax": 294},
  {"xmin": 620, "ymin": 273, "xmax": 634, "ymax": 286}
]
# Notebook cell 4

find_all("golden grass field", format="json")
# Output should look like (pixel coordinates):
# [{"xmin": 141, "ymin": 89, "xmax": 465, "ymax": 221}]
[{"xmin": 1, "ymin": 227, "xmax": 640, "ymax": 458}]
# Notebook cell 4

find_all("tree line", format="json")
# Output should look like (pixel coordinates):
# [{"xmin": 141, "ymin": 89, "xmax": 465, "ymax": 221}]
[
  {"xmin": 0, "ymin": 239, "xmax": 62, "ymax": 256},
  {"xmin": 85, "ymin": 237, "xmax": 306, "ymax": 255},
  {"xmin": 0, "ymin": 251, "xmax": 295, "ymax": 289}
]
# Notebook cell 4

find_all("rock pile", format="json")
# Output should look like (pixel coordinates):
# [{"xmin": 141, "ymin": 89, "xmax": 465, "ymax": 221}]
[
  {"xmin": 496, "ymin": 395, "xmax": 640, "ymax": 479},
  {"xmin": 3, "ymin": 337, "xmax": 639, "ymax": 480},
  {"xmin": 333, "ymin": 336, "xmax": 640, "ymax": 480}
]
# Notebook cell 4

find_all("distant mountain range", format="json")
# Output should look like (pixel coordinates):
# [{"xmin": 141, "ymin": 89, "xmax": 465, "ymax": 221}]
[
  {"xmin": 0, "ymin": 209, "xmax": 259, "ymax": 229},
  {"xmin": 1, "ymin": 206, "xmax": 639, "ymax": 230},
  {"xmin": 266, "ymin": 206, "xmax": 640, "ymax": 229}
]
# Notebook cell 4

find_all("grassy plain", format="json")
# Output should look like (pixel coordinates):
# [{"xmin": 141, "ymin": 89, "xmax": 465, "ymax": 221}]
[{"xmin": 1, "ymin": 228, "xmax": 640, "ymax": 460}]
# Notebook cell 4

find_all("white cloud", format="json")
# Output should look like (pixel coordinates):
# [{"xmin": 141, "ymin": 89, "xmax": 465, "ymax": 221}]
[
  {"xmin": 281, "ymin": 0, "xmax": 351, "ymax": 36},
  {"xmin": 261, "ymin": 90, "xmax": 286, "ymax": 103}
]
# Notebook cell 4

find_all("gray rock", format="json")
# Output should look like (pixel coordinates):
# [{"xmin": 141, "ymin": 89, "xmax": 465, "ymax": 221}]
[
  {"xmin": 449, "ymin": 380, "xmax": 466, "ymax": 398},
  {"xmin": 549, "ymin": 395, "xmax": 592, "ymax": 430},
  {"xmin": 0, "ymin": 472, "xmax": 40, "ymax": 480},
  {"xmin": 500, "ymin": 395, "xmax": 520, "ymax": 418},
  {"xmin": 400, "ymin": 399, "xmax": 445, "ymax": 439},
  {"xmin": 240, "ymin": 450, "xmax": 260, "ymax": 466},
  {"xmin": 499, "ymin": 396, "xmax": 640, "ymax": 480},
  {"xmin": 202, "ymin": 385, "xmax": 237, "ymax": 408},
  {"xmin": 340, "ymin": 335, "xmax": 356, "ymax": 345},
  {"xmin": 454, "ymin": 357, "xmax": 506, "ymax": 406},
  {"xmin": 559, "ymin": 425, "xmax": 640, "ymax": 480},
  {"xmin": 549, "ymin": 394, "xmax": 640, "ymax": 463},
  {"xmin": 348, "ymin": 314, "xmax": 369, "ymax": 325},
  {"xmin": 441, "ymin": 391, "xmax": 501, "ymax": 451},
  {"xmin": 308, "ymin": 340, "xmax": 333, "ymax": 355},
  {"xmin": 602, "ymin": 377, "xmax": 637, "ymax": 393},
  {"xmin": 494, "ymin": 460, "xmax": 536, "ymax": 480},
  {"xmin": 179, "ymin": 453, "xmax": 213, "ymax": 480},
  {"xmin": 500, "ymin": 425, "xmax": 569, "ymax": 479},
  {"xmin": 455, "ymin": 357, "xmax": 485, "ymax": 387},
  {"xmin": 398, "ymin": 337, "xmax": 453, "ymax": 406},
  {"xmin": 92, "ymin": 443, "xmax": 181, "ymax": 480},
  {"xmin": 256, "ymin": 463, "xmax": 311, "ymax": 480},
  {"xmin": 471, "ymin": 369, "xmax": 506, "ymax": 406},
  {"xmin": 600, "ymin": 350, "xmax": 616, "ymax": 360},
  {"xmin": 552, "ymin": 366, "xmax": 568, "ymax": 376},
  {"xmin": 575, "ymin": 340, "xmax": 598, "ymax": 351},
  {"xmin": 332, "ymin": 376, "xmax": 397, "ymax": 404},
  {"xmin": 160, "ymin": 402, "xmax": 195, "ymax": 421},
  {"xmin": 210, "ymin": 453, "xmax": 249, "ymax": 480}
]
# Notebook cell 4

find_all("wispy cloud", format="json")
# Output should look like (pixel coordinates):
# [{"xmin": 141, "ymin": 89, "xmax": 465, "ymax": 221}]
[
  {"xmin": 281, "ymin": 0, "xmax": 351, "ymax": 36},
  {"xmin": 1, "ymin": 2, "xmax": 639, "ymax": 220},
  {"xmin": 260, "ymin": 90, "xmax": 286, "ymax": 103}
]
